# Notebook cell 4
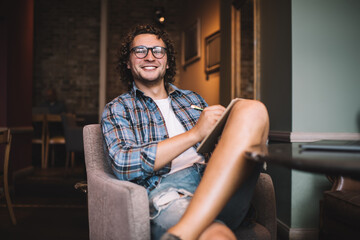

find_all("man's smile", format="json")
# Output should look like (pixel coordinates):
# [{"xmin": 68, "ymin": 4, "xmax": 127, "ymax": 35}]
[{"xmin": 141, "ymin": 65, "xmax": 158, "ymax": 70}]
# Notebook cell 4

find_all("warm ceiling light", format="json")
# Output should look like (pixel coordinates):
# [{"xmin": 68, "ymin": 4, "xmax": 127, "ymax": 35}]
[{"xmin": 155, "ymin": 8, "xmax": 165, "ymax": 25}]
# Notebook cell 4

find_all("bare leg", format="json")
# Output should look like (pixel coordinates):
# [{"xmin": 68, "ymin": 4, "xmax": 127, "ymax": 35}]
[
  {"xmin": 198, "ymin": 222, "xmax": 236, "ymax": 240},
  {"xmin": 167, "ymin": 99, "xmax": 269, "ymax": 240}
]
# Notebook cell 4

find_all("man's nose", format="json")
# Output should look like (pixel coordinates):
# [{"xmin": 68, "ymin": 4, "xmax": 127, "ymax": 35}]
[{"xmin": 144, "ymin": 49, "xmax": 155, "ymax": 60}]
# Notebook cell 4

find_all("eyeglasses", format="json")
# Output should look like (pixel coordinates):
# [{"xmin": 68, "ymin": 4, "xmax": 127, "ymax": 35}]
[{"xmin": 130, "ymin": 46, "xmax": 167, "ymax": 59}]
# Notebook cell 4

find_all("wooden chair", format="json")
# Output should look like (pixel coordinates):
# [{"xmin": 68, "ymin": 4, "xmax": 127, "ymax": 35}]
[
  {"xmin": 0, "ymin": 128, "xmax": 17, "ymax": 225},
  {"xmin": 45, "ymin": 114, "xmax": 65, "ymax": 168},
  {"xmin": 61, "ymin": 113, "xmax": 84, "ymax": 173},
  {"xmin": 32, "ymin": 114, "xmax": 47, "ymax": 168}
]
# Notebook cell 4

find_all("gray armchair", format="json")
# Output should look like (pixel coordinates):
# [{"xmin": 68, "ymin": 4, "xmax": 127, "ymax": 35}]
[{"xmin": 83, "ymin": 124, "xmax": 277, "ymax": 240}]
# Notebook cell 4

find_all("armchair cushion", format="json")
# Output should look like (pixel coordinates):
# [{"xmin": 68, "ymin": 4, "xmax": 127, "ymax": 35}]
[{"xmin": 234, "ymin": 172, "xmax": 277, "ymax": 240}]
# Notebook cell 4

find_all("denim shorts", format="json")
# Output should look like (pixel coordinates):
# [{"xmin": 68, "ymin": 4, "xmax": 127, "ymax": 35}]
[{"xmin": 148, "ymin": 162, "xmax": 261, "ymax": 240}]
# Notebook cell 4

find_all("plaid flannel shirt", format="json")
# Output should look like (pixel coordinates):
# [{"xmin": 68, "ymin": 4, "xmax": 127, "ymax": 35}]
[{"xmin": 101, "ymin": 83, "xmax": 208, "ymax": 192}]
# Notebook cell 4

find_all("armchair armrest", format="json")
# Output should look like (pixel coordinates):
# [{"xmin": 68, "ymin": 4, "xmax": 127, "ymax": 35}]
[
  {"xmin": 83, "ymin": 124, "xmax": 150, "ymax": 240},
  {"xmin": 87, "ymin": 170, "xmax": 150, "ymax": 240}
]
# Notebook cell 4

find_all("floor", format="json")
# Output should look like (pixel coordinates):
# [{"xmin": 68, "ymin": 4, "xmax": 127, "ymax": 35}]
[{"xmin": 0, "ymin": 165, "xmax": 89, "ymax": 240}]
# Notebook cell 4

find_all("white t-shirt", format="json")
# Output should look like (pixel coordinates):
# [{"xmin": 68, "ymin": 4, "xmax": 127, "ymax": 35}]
[{"xmin": 154, "ymin": 97, "xmax": 204, "ymax": 174}]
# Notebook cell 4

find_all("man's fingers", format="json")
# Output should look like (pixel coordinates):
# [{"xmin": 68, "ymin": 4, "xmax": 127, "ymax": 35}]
[{"xmin": 202, "ymin": 105, "xmax": 226, "ymax": 117}]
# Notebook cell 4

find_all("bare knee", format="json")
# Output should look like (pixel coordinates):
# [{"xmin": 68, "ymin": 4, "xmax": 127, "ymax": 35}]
[
  {"xmin": 234, "ymin": 99, "xmax": 267, "ymax": 115},
  {"xmin": 199, "ymin": 222, "xmax": 236, "ymax": 240},
  {"xmin": 231, "ymin": 99, "xmax": 269, "ymax": 127}
]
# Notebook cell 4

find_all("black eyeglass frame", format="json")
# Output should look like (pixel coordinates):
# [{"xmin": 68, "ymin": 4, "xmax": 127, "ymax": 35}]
[{"xmin": 130, "ymin": 46, "xmax": 167, "ymax": 59}]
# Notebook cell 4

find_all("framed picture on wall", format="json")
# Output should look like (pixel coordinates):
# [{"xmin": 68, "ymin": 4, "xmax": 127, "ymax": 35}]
[
  {"xmin": 182, "ymin": 19, "xmax": 201, "ymax": 68},
  {"xmin": 205, "ymin": 31, "xmax": 220, "ymax": 78}
]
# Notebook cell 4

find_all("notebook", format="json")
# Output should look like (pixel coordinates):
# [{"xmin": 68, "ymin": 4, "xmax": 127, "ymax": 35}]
[
  {"xmin": 196, "ymin": 98, "xmax": 241, "ymax": 153},
  {"xmin": 299, "ymin": 140, "xmax": 360, "ymax": 152}
]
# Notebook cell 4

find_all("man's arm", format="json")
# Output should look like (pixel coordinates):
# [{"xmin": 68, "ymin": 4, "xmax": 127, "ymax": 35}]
[
  {"xmin": 154, "ymin": 105, "xmax": 226, "ymax": 171},
  {"xmin": 102, "ymin": 102, "xmax": 168, "ymax": 181}
]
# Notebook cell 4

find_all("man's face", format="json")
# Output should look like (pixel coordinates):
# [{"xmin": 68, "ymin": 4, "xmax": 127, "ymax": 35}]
[{"xmin": 127, "ymin": 34, "xmax": 168, "ymax": 86}]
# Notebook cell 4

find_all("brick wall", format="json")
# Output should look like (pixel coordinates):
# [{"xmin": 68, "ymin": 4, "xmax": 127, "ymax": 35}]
[
  {"xmin": 33, "ymin": 0, "xmax": 184, "ymax": 114},
  {"xmin": 34, "ymin": 0, "xmax": 100, "ymax": 115},
  {"xmin": 33, "ymin": 0, "xmax": 253, "ymax": 111},
  {"xmin": 240, "ymin": 0, "xmax": 254, "ymax": 100}
]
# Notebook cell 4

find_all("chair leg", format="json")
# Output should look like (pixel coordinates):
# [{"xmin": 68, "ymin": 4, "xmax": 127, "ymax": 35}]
[
  {"xmin": 41, "ymin": 142, "xmax": 45, "ymax": 170},
  {"xmin": 64, "ymin": 151, "xmax": 70, "ymax": 176},
  {"xmin": 4, "ymin": 149, "xmax": 16, "ymax": 225},
  {"xmin": 65, "ymin": 152, "xmax": 75, "ymax": 177},
  {"xmin": 4, "ymin": 177, "xmax": 17, "ymax": 225},
  {"xmin": 51, "ymin": 146, "xmax": 55, "ymax": 167},
  {"xmin": 71, "ymin": 152, "xmax": 75, "ymax": 167},
  {"xmin": 44, "ymin": 140, "xmax": 49, "ymax": 169}
]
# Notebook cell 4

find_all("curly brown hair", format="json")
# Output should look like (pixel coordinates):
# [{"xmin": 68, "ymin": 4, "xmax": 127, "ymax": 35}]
[{"xmin": 116, "ymin": 24, "xmax": 177, "ymax": 91}]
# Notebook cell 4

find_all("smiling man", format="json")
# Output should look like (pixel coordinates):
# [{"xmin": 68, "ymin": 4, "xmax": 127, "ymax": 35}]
[
  {"xmin": 101, "ymin": 24, "xmax": 269, "ymax": 240},
  {"xmin": 127, "ymin": 35, "xmax": 169, "ymax": 88}
]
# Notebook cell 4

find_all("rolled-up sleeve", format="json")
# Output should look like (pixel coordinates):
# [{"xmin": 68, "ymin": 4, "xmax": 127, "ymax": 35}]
[{"xmin": 101, "ymin": 101, "xmax": 166, "ymax": 182}]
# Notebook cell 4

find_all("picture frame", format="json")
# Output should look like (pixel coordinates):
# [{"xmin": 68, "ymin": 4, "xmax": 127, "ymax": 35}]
[
  {"xmin": 182, "ymin": 19, "xmax": 201, "ymax": 68},
  {"xmin": 205, "ymin": 30, "xmax": 220, "ymax": 78}
]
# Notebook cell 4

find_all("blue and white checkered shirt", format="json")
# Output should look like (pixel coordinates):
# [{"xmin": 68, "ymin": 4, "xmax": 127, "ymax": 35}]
[{"xmin": 101, "ymin": 83, "xmax": 208, "ymax": 192}]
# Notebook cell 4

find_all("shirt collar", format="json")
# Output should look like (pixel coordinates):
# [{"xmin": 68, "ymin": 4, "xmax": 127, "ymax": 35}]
[
  {"xmin": 130, "ymin": 82, "xmax": 183, "ymax": 99},
  {"xmin": 130, "ymin": 83, "xmax": 144, "ymax": 98}
]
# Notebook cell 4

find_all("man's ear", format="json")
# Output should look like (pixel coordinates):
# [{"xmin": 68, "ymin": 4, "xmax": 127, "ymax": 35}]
[
  {"xmin": 127, "ymin": 61, "xmax": 131, "ymax": 69},
  {"xmin": 166, "ymin": 63, "xmax": 169, "ymax": 69}
]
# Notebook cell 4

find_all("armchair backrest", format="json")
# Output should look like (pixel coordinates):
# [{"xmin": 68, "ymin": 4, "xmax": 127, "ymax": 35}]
[{"xmin": 83, "ymin": 124, "xmax": 112, "ymax": 175}]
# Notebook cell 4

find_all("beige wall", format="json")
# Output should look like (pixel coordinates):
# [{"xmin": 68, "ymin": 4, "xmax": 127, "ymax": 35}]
[{"xmin": 179, "ymin": 0, "xmax": 220, "ymax": 106}]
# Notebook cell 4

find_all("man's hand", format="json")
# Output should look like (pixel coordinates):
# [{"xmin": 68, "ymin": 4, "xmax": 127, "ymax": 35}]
[
  {"xmin": 190, "ymin": 105, "xmax": 226, "ymax": 142},
  {"xmin": 154, "ymin": 105, "xmax": 225, "ymax": 171}
]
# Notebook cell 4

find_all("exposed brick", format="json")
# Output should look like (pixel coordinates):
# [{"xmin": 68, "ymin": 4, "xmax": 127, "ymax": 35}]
[
  {"xmin": 34, "ymin": 0, "xmax": 185, "ymax": 115},
  {"xmin": 34, "ymin": 0, "xmax": 101, "ymax": 115},
  {"xmin": 240, "ymin": 0, "xmax": 254, "ymax": 100}
]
